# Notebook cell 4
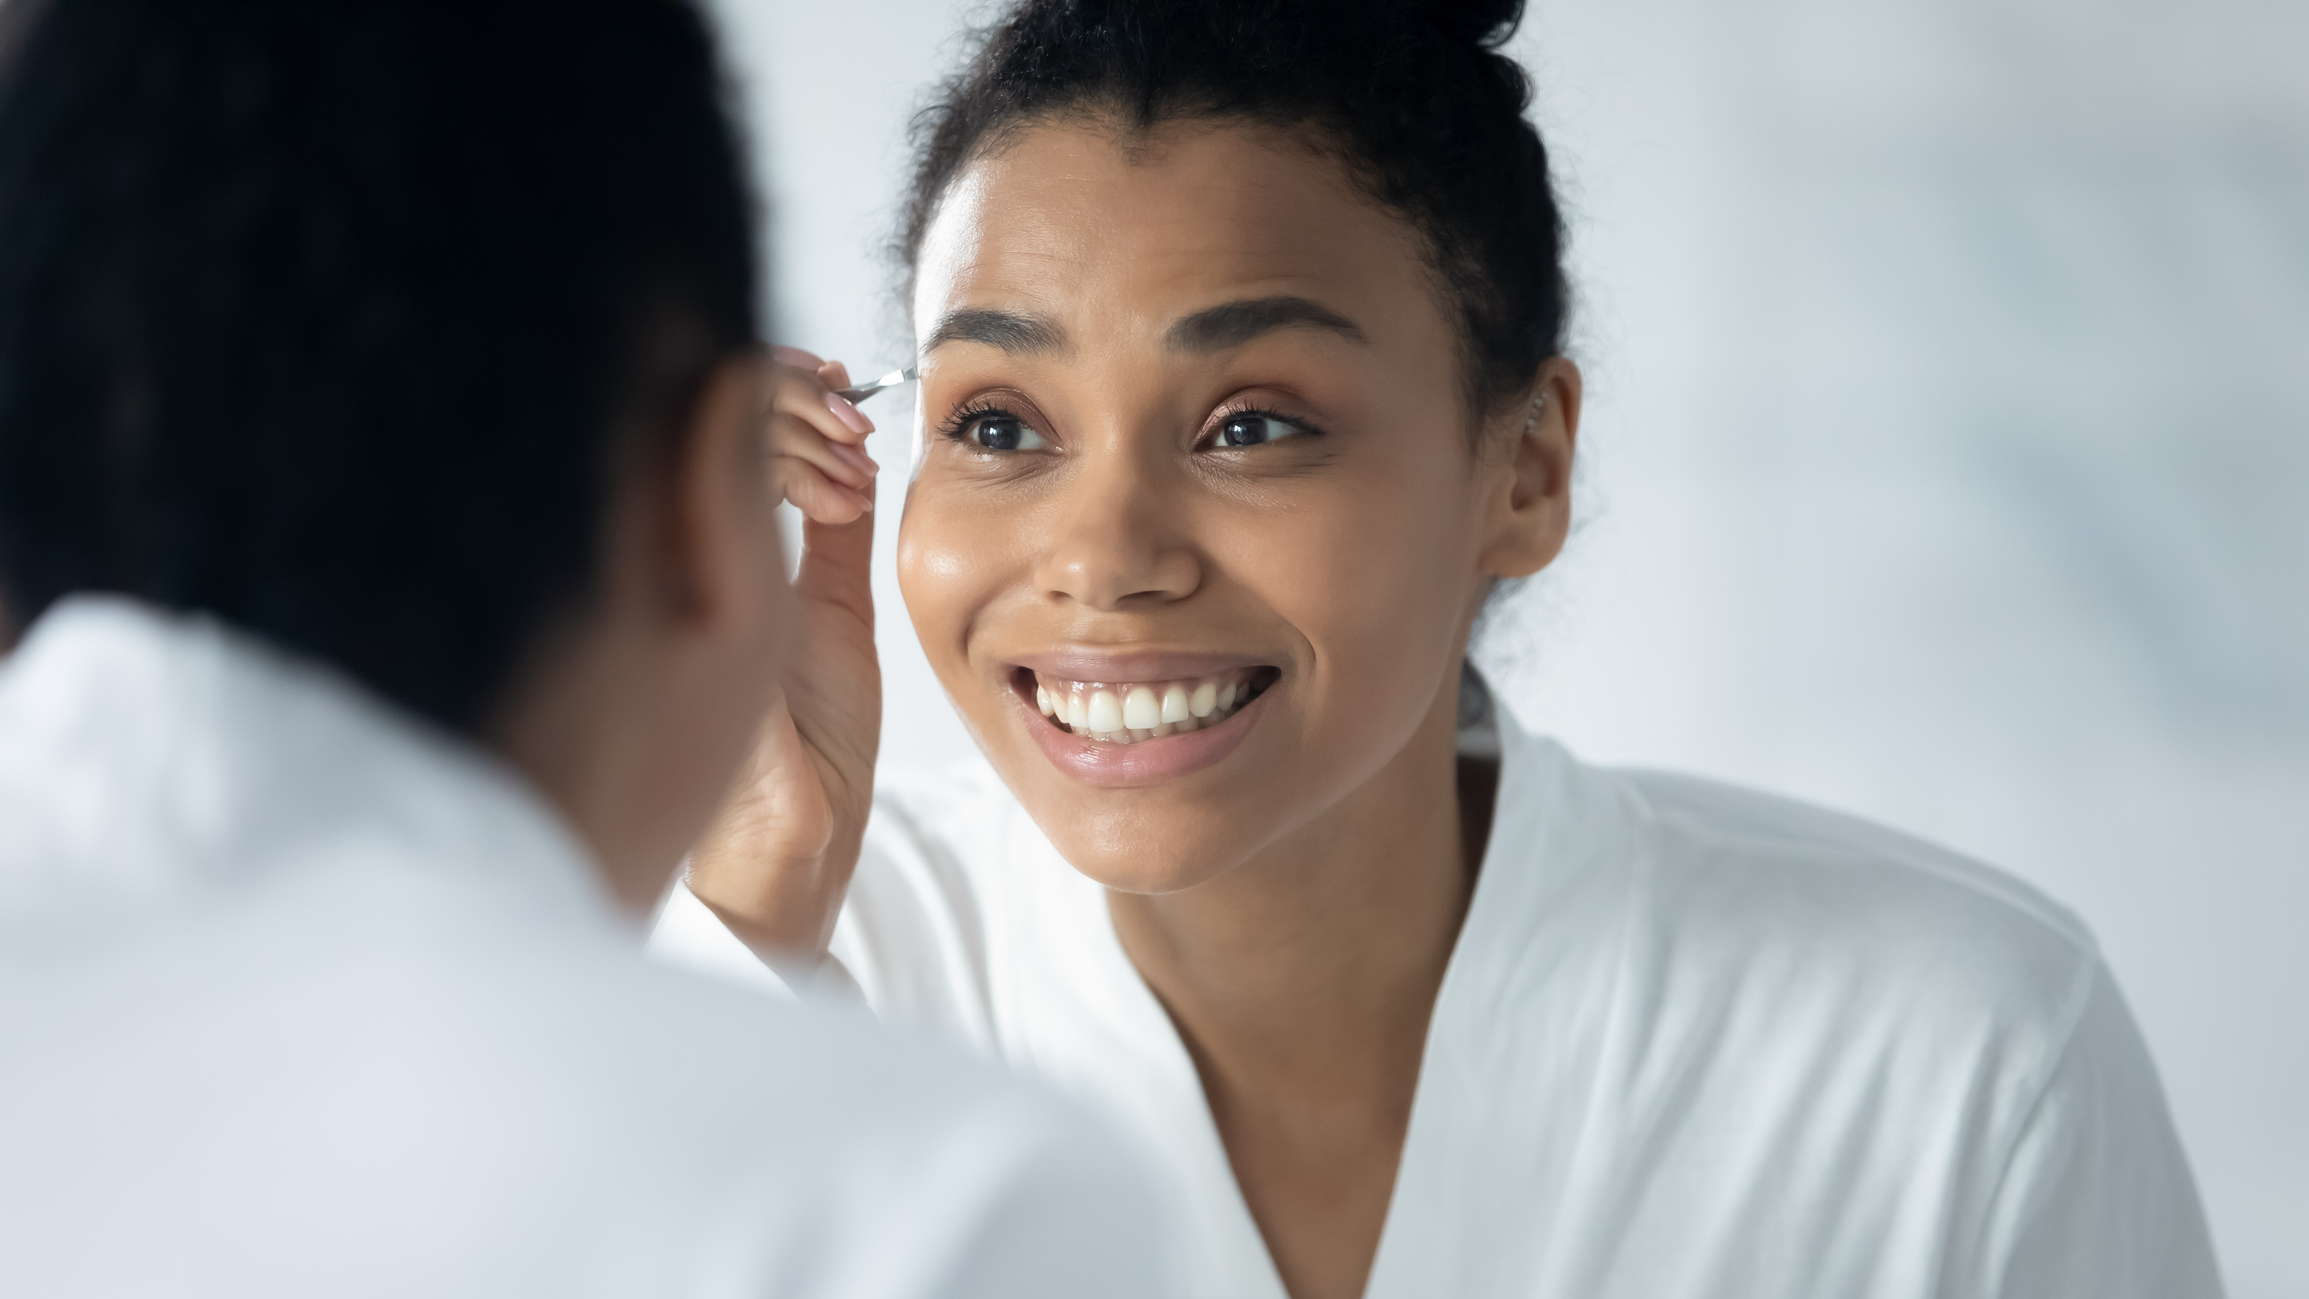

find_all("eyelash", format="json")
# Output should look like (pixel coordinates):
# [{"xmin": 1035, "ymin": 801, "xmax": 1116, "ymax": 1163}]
[
  {"xmin": 938, "ymin": 401, "xmax": 1328, "ymax": 450},
  {"xmin": 1205, "ymin": 404, "xmax": 1327, "ymax": 448},
  {"xmin": 935, "ymin": 399, "xmax": 1025, "ymax": 447}
]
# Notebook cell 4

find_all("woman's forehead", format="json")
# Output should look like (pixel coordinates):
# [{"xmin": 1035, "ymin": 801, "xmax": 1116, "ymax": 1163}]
[{"xmin": 912, "ymin": 120, "xmax": 1436, "ymax": 345}]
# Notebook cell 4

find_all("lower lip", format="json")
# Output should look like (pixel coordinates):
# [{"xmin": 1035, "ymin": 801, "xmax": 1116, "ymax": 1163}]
[{"xmin": 1014, "ymin": 682, "xmax": 1269, "ymax": 788}]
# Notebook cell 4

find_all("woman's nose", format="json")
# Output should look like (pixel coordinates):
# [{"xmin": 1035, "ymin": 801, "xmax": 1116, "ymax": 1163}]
[{"xmin": 1032, "ymin": 457, "xmax": 1202, "ymax": 611}]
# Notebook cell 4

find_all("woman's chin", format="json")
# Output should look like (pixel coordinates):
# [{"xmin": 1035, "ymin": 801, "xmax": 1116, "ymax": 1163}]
[
  {"xmin": 1035, "ymin": 826, "xmax": 1243, "ymax": 896},
  {"xmin": 956, "ymin": 740, "xmax": 1243, "ymax": 892}
]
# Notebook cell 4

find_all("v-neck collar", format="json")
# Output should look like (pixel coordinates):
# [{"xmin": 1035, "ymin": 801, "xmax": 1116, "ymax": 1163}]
[{"xmin": 1000, "ymin": 704, "xmax": 1613, "ymax": 1299}]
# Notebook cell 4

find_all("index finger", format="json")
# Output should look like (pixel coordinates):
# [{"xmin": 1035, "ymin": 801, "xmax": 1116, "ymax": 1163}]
[{"xmin": 770, "ymin": 365, "xmax": 876, "ymax": 447}]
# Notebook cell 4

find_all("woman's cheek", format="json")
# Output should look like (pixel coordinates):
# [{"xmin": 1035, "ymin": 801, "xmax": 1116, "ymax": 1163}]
[
  {"xmin": 1260, "ymin": 471, "xmax": 1474, "ymax": 732},
  {"xmin": 896, "ymin": 489, "xmax": 1009, "ymax": 679}
]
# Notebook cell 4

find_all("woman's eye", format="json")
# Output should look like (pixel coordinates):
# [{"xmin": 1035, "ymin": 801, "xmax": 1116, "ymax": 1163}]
[
  {"xmin": 1212, "ymin": 414, "xmax": 1308, "ymax": 448},
  {"xmin": 964, "ymin": 415, "xmax": 1048, "ymax": 452}
]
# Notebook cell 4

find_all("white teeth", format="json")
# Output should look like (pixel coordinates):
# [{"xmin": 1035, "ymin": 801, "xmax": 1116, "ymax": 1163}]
[
  {"xmin": 1123, "ymin": 686, "xmax": 1161, "ymax": 730},
  {"xmin": 1160, "ymin": 685, "xmax": 1190, "ymax": 724},
  {"xmin": 1087, "ymin": 689, "xmax": 1124, "ymax": 733},
  {"xmin": 1031, "ymin": 669, "xmax": 1265, "ymax": 745}
]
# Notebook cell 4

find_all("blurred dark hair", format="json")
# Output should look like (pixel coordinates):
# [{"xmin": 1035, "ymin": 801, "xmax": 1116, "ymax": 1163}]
[
  {"xmin": 0, "ymin": 0, "xmax": 758, "ymax": 731},
  {"xmin": 899, "ymin": 0, "xmax": 1568, "ymax": 422}
]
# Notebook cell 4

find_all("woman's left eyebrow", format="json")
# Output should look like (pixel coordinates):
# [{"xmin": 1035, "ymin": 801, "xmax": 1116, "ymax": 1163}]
[{"xmin": 1163, "ymin": 296, "xmax": 1368, "ymax": 353}]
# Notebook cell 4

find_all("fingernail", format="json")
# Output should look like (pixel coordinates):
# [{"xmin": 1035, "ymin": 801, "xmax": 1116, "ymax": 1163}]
[
  {"xmin": 829, "ymin": 442, "xmax": 879, "ymax": 477},
  {"xmin": 772, "ymin": 345, "xmax": 823, "ymax": 368},
  {"xmin": 824, "ymin": 391, "xmax": 874, "ymax": 435}
]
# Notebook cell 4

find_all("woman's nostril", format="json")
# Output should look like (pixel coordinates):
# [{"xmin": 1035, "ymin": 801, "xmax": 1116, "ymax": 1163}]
[{"xmin": 1033, "ymin": 520, "xmax": 1203, "ymax": 608}]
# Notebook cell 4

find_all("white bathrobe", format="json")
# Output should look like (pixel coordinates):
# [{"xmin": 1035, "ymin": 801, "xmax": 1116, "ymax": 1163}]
[
  {"xmin": 0, "ymin": 598, "xmax": 1163, "ymax": 1299},
  {"xmin": 655, "ymin": 695, "xmax": 2222, "ymax": 1299}
]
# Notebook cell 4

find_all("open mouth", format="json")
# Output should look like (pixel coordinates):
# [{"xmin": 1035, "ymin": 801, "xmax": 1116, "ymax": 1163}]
[{"xmin": 1016, "ymin": 666, "xmax": 1280, "ymax": 745}]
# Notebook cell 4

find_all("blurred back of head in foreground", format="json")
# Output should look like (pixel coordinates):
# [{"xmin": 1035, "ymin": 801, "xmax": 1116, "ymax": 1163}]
[
  {"xmin": 0, "ymin": 0, "xmax": 756, "ymax": 724},
  {"xmin": 0, "ymin": 0, "xmax": 793, "ymax": 904}
]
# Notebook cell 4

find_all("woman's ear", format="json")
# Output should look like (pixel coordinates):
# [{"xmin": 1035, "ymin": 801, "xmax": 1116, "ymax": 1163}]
[
  {"xmin": 664, "ymin": 352, "xmax": 788, "ymax": 640},
  {"xmin": 1478, "ymin": 357, "xmax": 1581, "ymax": 580}
]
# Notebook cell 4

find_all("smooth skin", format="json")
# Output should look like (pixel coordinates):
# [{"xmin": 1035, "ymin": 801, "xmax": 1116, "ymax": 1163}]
[{"xmin": 690, "ymin": 119, "xmax": 1581, "ymax": 1299}]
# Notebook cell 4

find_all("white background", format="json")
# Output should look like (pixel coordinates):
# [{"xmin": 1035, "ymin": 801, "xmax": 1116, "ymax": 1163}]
[{"xmin": 709, "ymin": 2, "xmax": 2307, "ymax": 1293}]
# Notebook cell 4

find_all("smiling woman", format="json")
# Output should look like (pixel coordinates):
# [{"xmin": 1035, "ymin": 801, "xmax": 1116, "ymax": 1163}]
[
  {"xmin": 657, "ymin": 1, "xmax": 2223, "ymax": 1297},
  {"xmin": 895, "ymin": 116, "xmax": 1569, "ymax": 901}
]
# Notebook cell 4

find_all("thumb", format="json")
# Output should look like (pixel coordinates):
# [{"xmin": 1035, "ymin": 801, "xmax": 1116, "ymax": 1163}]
[
  {"xmin": 695, "ymin": 691, "xmax": 834, "ymax": 882},
  {"xmin": 795, "ymin": 474, "xmax": 876, "ymax": 626},
  {"xmin": 746, "ymin": 696, "xmax": 837, "ymax": 867}
]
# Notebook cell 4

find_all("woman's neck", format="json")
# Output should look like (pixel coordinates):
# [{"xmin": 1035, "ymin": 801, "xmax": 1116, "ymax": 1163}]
[
  {"xmin": 1105, "ymin": 698, "xmax": 1490, "ymax": 1299},
  {"xmin": 1108, "ymin": 712, "xmax": 1475, "ymax": 1082}
]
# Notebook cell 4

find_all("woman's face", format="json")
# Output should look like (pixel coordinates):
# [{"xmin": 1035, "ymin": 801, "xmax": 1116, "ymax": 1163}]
[{"xmin": 899, "ymin": 120, "xmax": 1572, "ymax": 893}]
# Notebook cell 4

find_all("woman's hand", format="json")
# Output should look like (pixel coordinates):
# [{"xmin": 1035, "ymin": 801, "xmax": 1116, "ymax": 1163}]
[{"xmin": 686, "ymin": 347, "xmax": 883, "ymax": 959}]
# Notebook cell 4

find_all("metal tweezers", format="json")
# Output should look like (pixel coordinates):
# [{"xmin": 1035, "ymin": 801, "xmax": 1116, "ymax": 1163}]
[{"xmin": 834, "ymin": 366, "xmax": 918, "ymax": 404}]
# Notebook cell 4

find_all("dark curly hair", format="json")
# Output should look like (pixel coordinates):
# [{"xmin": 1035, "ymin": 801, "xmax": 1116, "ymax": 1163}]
[
  {"xmin": 0, "ymin": 0, "xmax": 757, "ymax": 732},
  {"xmin": 899, "ymin": 0, "xmax": 1568, "ymax": 423}
]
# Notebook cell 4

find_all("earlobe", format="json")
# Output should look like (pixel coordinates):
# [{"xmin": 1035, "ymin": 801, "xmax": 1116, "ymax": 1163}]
[
  {"xmin": 664, "ymin": 353, "xmax": 781, "ymax": 631},
  {"xmin": 1478, "ymin": 358, "xmax": 1581, "ymax": 581}
]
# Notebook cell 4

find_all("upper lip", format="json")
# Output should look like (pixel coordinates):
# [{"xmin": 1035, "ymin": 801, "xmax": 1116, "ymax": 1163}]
[{"xmin": 1007, "ymin": 647, "xmax": 1277, "ymax": 682}]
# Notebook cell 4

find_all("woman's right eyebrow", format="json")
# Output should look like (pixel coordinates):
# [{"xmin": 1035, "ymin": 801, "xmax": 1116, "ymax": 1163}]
[
  {"xmin": 924, "ymin": 307, "xmax": 1068, "ymax": 356},
  {"xmin": 923, "ymin": 297, "xmax": 1369, "ymax": 359}
]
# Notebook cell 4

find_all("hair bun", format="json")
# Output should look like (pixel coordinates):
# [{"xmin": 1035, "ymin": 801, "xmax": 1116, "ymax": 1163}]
[{"xmin": 1417, "ymin": 0, "xmax": 1525, "ymax": 48}]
